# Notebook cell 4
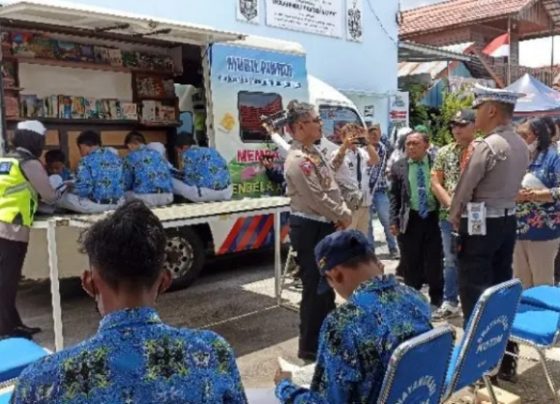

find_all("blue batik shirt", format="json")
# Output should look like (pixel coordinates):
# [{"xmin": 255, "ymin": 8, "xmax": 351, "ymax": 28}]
[
  {"xmin": 11, "ymin": 307, "xmax": 247, "ymax": 404},
  {"xmin": 75, "ymin": 148, "xmax": 124, "ymax": 203},
  {"xmin": 517, "ymin": 146, "xmax": 560, "ymax": 241},
  {"xmin": 276, "ymin": 275, "xmax": 431, "ymax": 404},
  {"xmin": 182, "ymin": 147, "xmax": 231, "ymax": 190},
  {"xmin": 123, "ymin": 146, "xmax": 173, "ymax": 194}
]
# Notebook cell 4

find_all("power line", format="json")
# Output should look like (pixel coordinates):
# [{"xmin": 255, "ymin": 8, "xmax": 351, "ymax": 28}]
[{"xmin": 365, "ymin": 0, "xmax": 399, "ymax": 46}]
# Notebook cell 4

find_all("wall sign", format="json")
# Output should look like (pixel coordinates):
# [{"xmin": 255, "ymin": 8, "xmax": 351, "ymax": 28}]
[
  {"xmin": 237, "ymin": 0, "xmax": 260, "ymax": 24},
  {"xmin": 265, "ymin": 0, "xmax": 344, "ymax": 38}
]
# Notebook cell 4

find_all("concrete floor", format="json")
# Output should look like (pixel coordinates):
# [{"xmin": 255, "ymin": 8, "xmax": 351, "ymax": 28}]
[{"xmin": 16, "ymin": 222, "xmax": 560, "ymax": 403}]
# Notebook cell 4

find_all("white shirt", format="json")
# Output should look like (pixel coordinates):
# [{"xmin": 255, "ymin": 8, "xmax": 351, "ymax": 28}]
[{"xmin": 330, "ymin": 147, "xmax": 372, "ymax": 207}]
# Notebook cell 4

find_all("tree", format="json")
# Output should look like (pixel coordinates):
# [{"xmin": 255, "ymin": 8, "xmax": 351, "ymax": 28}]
[{"xmin": 431, "ymin": 91, "xmax": 475, "ymax": 146}]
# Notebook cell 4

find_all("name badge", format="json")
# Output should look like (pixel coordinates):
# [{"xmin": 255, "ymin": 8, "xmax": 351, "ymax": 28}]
[{"xmin": 467, "ymin": 202, "xmax": 486, "ymax": 236}]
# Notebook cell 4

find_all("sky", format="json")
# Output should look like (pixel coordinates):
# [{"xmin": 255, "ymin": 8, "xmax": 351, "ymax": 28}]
[{"xmin": 401, "ymin": 0, "xmax": 559, "ymax": 68}]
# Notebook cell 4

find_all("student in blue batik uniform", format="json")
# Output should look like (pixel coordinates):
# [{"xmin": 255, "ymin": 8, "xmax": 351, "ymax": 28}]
[
  {"xmin": 56, "ymin": 130, "xmax": 124, "ymax": 214},
  {"xmin": 274, "ymin": 229, "xmax": 432, "ymax": 404},
  {"xmin": 173, "ymin": 132, "xmax": 233, "ymax": 202},
  {"xmin": 10, "ymin": 201, "xmax": 247, "ymax": 404},
  {"xmin": 123, "ymin": 131, "xmax": 173, "ymax": 207},
  {"xmin": 44, "ymin": 150, "xmax": 73, "ymax": 182}
]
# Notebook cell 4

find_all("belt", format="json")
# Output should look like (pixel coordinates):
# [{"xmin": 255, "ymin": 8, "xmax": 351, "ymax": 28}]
[
  {"xmin": 461, "ymin": 207, "xmax": 516, "ymax": 219},
  {"xmin": 291, "ymin": 211, "xmax": 331, "ymax": 224}
]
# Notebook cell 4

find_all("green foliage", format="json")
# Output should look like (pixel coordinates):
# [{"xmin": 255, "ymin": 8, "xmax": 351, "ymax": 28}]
[
  {"xmin": 407, "ymin": 83, "xmax": 430, "ymax": 129},
  {"xmin": 430, "ymin": 91, "xmax": 475, "ymax": 147}
]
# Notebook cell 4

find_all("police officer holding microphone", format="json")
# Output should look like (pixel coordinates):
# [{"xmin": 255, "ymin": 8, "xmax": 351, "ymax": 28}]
[
  {"xmin": 265, "ymin": 100, "xmax": 351, "ymax": 362},
  {"xmin": 450, "ymin": 85, "xmax": 529, "ymax": 380},
  {"xmin": 0, "ymin": 121, "xmax": 61, "ymax": 339}
]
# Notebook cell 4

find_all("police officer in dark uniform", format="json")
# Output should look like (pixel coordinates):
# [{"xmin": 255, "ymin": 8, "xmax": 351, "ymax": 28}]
[
  {"xmin": 269, "ymin": 100, "xmax": 351, "ymax": 361},
  {"xmin": 450, "ymin": 85, "xmax": 529, "ymax": 380}
]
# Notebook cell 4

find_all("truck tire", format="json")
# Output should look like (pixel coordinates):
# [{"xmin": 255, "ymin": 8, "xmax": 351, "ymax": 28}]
[{"xmin": 164, "ymin": 227, "xmax": 205, "ymax": 290}]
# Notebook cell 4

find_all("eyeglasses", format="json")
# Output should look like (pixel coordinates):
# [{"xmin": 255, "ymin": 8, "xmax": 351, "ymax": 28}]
[{"xmin": 301, "ymin": 117, "xmax": 322, "ymax": 125}]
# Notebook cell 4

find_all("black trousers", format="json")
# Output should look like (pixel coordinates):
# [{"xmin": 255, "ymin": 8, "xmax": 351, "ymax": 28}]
[
  {"xmin": 398, "ymin": 211, "xmax": 443, "ymax": 307},
  {"xmin": 555, "ymin": 247, "xmax": 560, "ymax": 284},
  {"xmin": 0, "ymin": 237, "xmax": 28, "ymax": 335},
  {"xmin": 289, "ymin": 216, "xmax": 336, "ymax": 360},
  {"xmin": 458, "ymin": 216, "xmax": 518, "ymax": 375}
]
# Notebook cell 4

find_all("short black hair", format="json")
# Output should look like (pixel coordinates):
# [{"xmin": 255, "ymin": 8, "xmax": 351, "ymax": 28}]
[
  {"xmin": 340, "ymin": 250, "xmax": 379, "ymax": 270},
  {"xmin": 124, "ymin": 131, "xmax": 146, "ymax": 146},
  {"xmin": 496, "ymin": 103, "xmax": 515, "ymax": 118},
  {"xmin": 77, "ymin": 130, "xmax": 101, "ymax": 147},
  {"xmin": 406, "ymin": 131, "xmax": 429, "ymax": 145},
  {"xmin": 79, "ymin": 200, "xmax": 167, "ymax": 290},
  {"xmin": 286, "ymin": 100, "xmax": 314, "ymax": 130},
  {"xmin": 12, "ymin": 129, "xmax": 45, "ymax": 158},
  {"xmin": 176, "ymin": 131, "xmax": 196, "ymax": 147},
  {"xmin": 45, "ymin": 149, "xmax": 66, "ymax": 165}
]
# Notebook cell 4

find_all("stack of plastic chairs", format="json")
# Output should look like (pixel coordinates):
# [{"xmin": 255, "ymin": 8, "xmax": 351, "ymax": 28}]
[
  {"xmin": 377, "ymin": 325, "xmax": 455, "ymax": 404},
  {"xmin": 442, "ymin": 279, "xmax": 523, "ymax": 404},
  {"xmin": 510, "ymin": 285, "xmax": 560, "ymax": 403}
]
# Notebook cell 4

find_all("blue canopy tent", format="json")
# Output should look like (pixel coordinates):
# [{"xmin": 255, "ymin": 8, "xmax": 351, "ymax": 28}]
[{"xmin": 506, "ymin": 73, "xmax": 560, "ymax": 117}]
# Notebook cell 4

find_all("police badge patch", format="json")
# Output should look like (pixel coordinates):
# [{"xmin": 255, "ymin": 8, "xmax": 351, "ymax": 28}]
[{"xmin": 238, "ymin": 0, "xmax": 258, "ymax": 22}]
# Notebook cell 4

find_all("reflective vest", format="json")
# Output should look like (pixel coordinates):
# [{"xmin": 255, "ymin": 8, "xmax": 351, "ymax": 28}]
[{"xmin": 0, "ymin": 156, "xmax": 38, "ymax": 227}]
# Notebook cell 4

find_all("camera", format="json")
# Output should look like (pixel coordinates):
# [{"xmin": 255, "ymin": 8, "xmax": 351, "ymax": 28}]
[{"xmin": 260, "ymin": 110, "xmax": 287, "ymax": 131}]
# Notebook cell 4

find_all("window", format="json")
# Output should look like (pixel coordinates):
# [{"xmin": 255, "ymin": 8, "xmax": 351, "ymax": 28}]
[
  {"xmin": 238, "ymin": 91, "xmax": 283, "ymax": 143},
  {"xmin": 319, "ymin": 105, "xmax": 362, "ymax": 145}
]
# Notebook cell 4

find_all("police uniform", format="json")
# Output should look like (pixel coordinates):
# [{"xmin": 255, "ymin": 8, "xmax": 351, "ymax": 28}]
[
  {"xmin": 284, "ymin": 140, "xmax": 351, "ymax": 361},
  {"xmin": 449, "ymin": 86, "xmax": 529, "ymax": 378},
  {"xmin": 0, "ymin": 121, "xmax": 60, "ymax": 337}
]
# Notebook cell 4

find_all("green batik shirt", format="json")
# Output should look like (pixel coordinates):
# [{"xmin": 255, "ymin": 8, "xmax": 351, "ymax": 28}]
[
  {"xmin": 408, "ymin": 155, "xmax": 437, "ymax": 213},
  {"xmin": 432, "ymin": 143, "xmax": 463, "ymax": 220}
]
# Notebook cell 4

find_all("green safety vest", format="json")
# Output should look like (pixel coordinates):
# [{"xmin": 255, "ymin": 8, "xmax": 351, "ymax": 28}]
[{"xmin": 0, "ymin": 156, "xmax": 38, "ymax": 227}]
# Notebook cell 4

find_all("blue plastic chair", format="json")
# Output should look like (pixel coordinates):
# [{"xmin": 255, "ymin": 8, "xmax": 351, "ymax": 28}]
[
  {"xmin": 377, "ymin": 325, "xmax": 454, "ymax": 404},
  {"xmin": 510, "ymin": 288, "xmax": 560, "ymax": 404},
  {"xmin": 443, "ymin": 279, "xmax": 523, "ymax": 404},
  {"xmin": 0, "ymin": 338, "xmax": 48, "ymax": 384}
]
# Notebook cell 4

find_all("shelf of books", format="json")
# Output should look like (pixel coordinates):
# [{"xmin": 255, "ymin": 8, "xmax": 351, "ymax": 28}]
[{"xmin": 1, "ymin": 29, "xmax": 181, "ymax": 128}]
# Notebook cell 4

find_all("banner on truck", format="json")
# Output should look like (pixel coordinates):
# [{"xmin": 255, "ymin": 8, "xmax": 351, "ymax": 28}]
[
  {"xmin": 265, "ymin": 0, "xmax": 343, "ymax": 38},
  {"xmin": 210, "ymin": 43, "xmax": 308, "ymax": 198}
]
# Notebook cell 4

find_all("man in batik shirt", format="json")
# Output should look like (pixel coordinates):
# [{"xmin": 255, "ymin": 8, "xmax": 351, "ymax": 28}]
[
  {"xmin": 173, "ymin": 132, "xmax": 233, "ymax": 202},
  {"xmin": 431, "ymin": 109, "xmax": 476, "ymax": 320},
  {"xmin": 11, "ymin": 201, "xmax": 247, "ymax": 404},
  {"xmin": 56, "ymin": 130, "xmax": 124, "ymax": 213},
  {"xmin": 274, "ymin": 229, "xmax": 431, "ymax": 403},
  {"xmin": 123, "ymin": 131, "xmax": 173, "ymax": 207}
]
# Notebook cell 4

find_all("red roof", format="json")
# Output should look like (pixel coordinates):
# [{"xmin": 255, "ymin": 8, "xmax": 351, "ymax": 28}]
[{"xmin": 400, "ymin": 0, "xmax": 533, "ymax": 37}]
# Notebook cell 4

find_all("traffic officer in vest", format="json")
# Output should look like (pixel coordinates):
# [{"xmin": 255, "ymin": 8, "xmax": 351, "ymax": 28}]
[
  {"xmin": 273, "ymin": 100, "xmax": 352, "ymax": 362},
  {"xmin": 450, "ymin": 85, "xmax": 529, "ymax": 381},
  {"xmin": 0, "ymin": 120, "xmax": 61, "ymax": 339}
]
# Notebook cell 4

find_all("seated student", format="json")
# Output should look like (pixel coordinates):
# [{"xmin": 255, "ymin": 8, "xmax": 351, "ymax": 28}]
[
  {"xmin": 44, "ymin": 149, "xmax": 72, "ymax": 181},
  {"xmin": 56, "ymin": 130, "xmax": 124, "ymax": 214},
  {"xmin": 173, "ymin": 132, "xmax": 233, "ymax": 203},
  {"xmin": 11, "ymin": 201, "xmax": 248, "ymax": 403},
  {"xmin": 275, "ymin": 229, "xmax": 432, "ymax": 403},
  {"xmin": 123, "ymin": 131, "xmax": 173, "ymax": 207}
]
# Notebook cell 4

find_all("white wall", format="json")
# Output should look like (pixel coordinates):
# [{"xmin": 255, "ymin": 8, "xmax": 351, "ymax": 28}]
[{"xmin": 68, "ymin": 0, "xmax": 399, "ymax": 95}]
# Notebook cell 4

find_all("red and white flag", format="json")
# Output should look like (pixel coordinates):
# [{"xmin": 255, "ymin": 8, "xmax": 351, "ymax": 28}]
[{"xmin": 482, "ymin": 33, "xmax": 510, "ymax": 58}]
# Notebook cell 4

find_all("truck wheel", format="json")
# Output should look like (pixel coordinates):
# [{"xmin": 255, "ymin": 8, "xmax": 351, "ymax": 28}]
[{"xmin": 164, "ymin": 227, "xmax": 205, "ymax": 290}]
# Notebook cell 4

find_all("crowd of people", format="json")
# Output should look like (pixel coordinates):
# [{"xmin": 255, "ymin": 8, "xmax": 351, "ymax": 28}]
[{"xmin": 2, "ymin": 82, "xmax": 560, "ymax": 403}]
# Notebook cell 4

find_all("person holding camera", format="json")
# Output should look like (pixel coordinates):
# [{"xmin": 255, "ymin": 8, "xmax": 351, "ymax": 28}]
[
  {"xmin": 266, "ymin": 100, "xmax": 351, "ymax": 362},
  {"xmin": 330, "ymin": 123, "xmax": 379, "ymax": 235}
]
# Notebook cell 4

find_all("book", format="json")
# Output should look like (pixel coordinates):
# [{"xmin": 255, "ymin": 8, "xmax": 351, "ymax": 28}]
[
  {"xmin": 58, "ymin": 95, "xmax": 73, "ymax": 119},
  {"xmin": 29, "ymin": 36, "xmax": 57, "ymax": 59},
  {"xmin": 122, "ymin": 51, "xmax": 139, "ymax": 68},
  {"xmin": 1, "ymin": 62, "xmax": 17, "ymax": 88},
  {"xmin": 4, "ymin": 96, "xmax": 19, "ymax": 118},
  {"xmin": 44, "ymin": 95, "xmax": 59, "ymax": 118},
  {"xmin": 78, "ymin": 44, "xmax": 95, "ymax": 63},
  {"xmin": 20, "ymin": 94, "xmax": 38, "ymax": 118},
  {"xmin": 94, "ymin": 46, "xmax": 111, "ymax": 64},
  {"xmin": 11, "ymin": 32, "xmax": 35, "ymax": 57},
  {"xmin": 141, "ymin": 100, "xmax": 158, "ymax": 122},
  {"xmin": 55, "ymin": 41, "xmax": 81, "ymax": 61},
  {"xmin": 159, "ymin": 106, "xmax": 176, "ymax": 122},
  {"xmin": 108, "ymin": 99, "xmax": 121, "ymax": 119},
  {"xmin": 71, "ymin": 97, "xmax": 85, "ymax": 119},
  {"xmin": 120, "ymin": 102, "xmax": 138, "ymax": 120},
  {"xmin": 107, "ymin": 48, "xmax": 123, "ymax": 67},
  {"xmin": 84, "ymin": 97, "xmax": 98, "ymax": 119}
]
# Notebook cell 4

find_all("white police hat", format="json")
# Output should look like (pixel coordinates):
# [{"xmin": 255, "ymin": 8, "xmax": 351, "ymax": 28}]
[
  {"xmin": 16, "ymin": 120, "xmax": 47, "ymax": 136},
  {"xmin": 472, "ymin": 84, "xmax": 524, "ymax": 109}
]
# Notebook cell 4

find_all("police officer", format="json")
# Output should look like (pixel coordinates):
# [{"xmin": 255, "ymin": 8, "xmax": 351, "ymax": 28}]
[
  {"xmin": 277, "ymin": 100, "xmax": 352, "ymax": 362},
  {"xmin": 0, "ymin": 120, "xmax": 61, "ymax": 338},
  {"xmin": 450, "ymin": 85, "xmax": 529, "ymax": 380}
]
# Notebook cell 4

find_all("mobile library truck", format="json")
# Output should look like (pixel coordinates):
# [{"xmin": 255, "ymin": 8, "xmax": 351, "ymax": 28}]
[{"xmin": 0, "ymin": 0, "xmax": 365, "ymax": 288}]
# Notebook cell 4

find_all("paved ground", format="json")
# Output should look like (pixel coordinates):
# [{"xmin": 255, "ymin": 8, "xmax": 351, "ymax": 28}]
[{"xmin": 16, "ymin": 222, "xmax": 560, "ymax": 402}]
